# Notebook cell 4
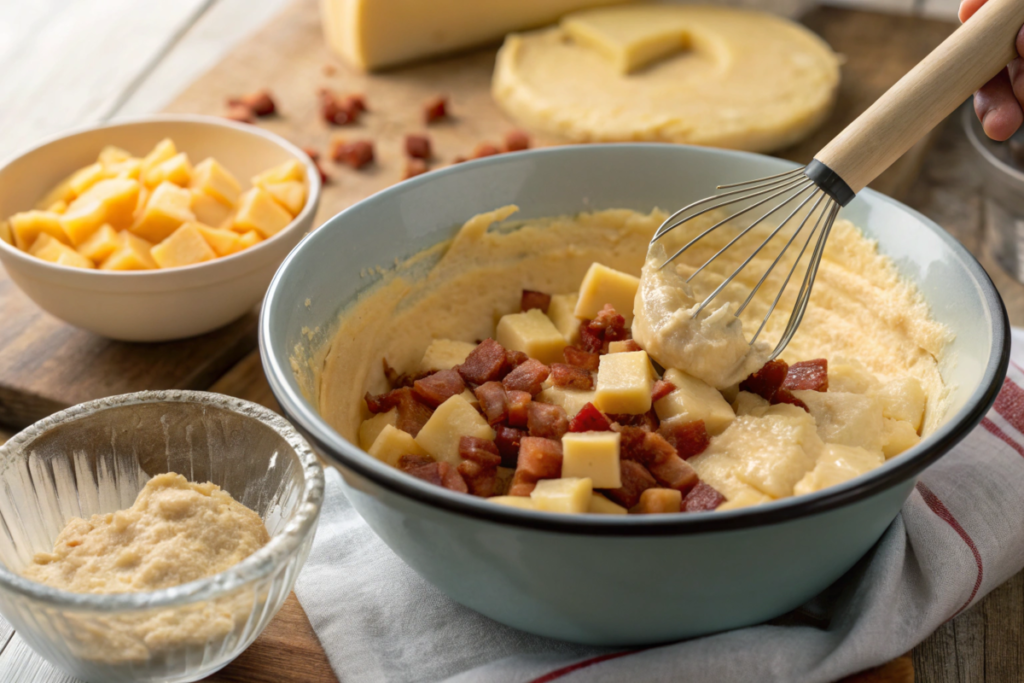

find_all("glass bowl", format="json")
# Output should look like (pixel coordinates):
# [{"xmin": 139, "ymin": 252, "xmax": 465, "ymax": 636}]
[{"xmin": 0, "ymin": 390, "xmax": 324, "ymax": 683}]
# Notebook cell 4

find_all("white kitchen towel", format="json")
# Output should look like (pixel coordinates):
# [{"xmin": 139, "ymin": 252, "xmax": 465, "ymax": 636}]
[{"xmin": 294, "ymin": 330, "xmax": 1024, "ymax": 683}]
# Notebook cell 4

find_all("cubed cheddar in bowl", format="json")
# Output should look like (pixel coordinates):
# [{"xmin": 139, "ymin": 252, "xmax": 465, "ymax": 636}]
[
  {"xmin": 495, "ymin": 308, "xmax": 567, "ymax": 364},
  {"xmin": 656, "ymin": 368, "xmax": 735, "ymax": 436},
  {"xmin": 531, "ymin": 477, "xmax": 593, "ymax": 513},
  {"xmin": 415, "ymin": 394, "xmax": 495, "ymax": 466},
  {"xmin": 537, "ymin": 385, "xmax": 595, "ymax": 418},
  {"xmin": 233, "ymin": 187, "xmax": 292, "ymax": 238},
  {"xmin": 77, "ymin": 225, "xmax": 121, "ymax": 263},
  {"xmin": 29, "ymin": 234, "xmax": 94, "ymax": 269},
  {"xmin": 131, "ymin": 181, "xmax": 196, "ymax": 243},
  {"xmin": 369, "ymin": 424, "xmax": 428, "ymax": 468},
  {"xmin": 561, "ymin": 431, "xmax": 621, "ymax": 488},
  {"xmin": 574, "ymin": 263, "xmax": 640, "ymax": 325},
  {"xmin": 588, "ymin": 493, "xmax": 627, "ymax": 514},
  {"xmin": 151, "ymin": 224, "xmax": 217, "ymax": 268},
  {"xmin": 547, "ymin": 292, "xmax": 582, "ymax": 345},
  {"xmin": 420, "ymin": 339, "xmax": 477, "ymax": 373},
  {"xmin": 101, "ymin": 233, "xmax": 158, "ymax": 271},
  {"xmin": 9, "ymin": 211, "xmax": 68, "ymax": 251},
  {"xmin": 595, "ymin": 350, "xmax": 653, "ymax": 414},
  {"xmin": 359, "ymin": 409, "xmax": 398, "ymax": 451}
]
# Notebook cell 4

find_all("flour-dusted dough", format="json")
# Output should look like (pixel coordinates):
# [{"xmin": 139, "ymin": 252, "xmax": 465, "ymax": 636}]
[{"xmin": 492, "ymin": 5, "xmax": 841, "ymax": 152}]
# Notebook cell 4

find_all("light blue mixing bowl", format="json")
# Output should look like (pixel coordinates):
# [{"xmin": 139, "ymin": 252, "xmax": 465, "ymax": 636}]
[{"xmin": 259, "ymin": 144, "xmax": 1008, "ymax": 646}]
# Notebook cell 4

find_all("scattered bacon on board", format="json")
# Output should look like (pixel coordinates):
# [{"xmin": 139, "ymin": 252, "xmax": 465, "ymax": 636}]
[{"xmin": 424, "ymin": 96, "xmax": 448, "ymax": 123}]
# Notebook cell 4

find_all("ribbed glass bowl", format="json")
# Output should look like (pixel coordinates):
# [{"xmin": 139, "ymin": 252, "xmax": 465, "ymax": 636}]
[{"xmin": 0, "ymin": 391, "xmax": 324, "ymax": 683}]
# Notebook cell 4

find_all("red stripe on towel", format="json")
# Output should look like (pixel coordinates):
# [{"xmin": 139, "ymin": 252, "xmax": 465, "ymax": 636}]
[
  {"xmin": 530, "ymin": 650, "xmax": 647, "ymax": 683},
  {"xmin": 981, "ymin": 417, "xmax": 1024, "ymax": 459},
  {"xmin": 916, "ymin": 481, "xmax": 983, "ymax": 618},
  {"xmin": 993, "ymin": 377, "xmax": 1024, "ymax": 435}
]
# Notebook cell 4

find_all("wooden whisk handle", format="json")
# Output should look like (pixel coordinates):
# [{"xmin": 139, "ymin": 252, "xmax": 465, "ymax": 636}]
[{"xmin": 814, "ymin": 0, "xmax": 1024, "ymax": 196}]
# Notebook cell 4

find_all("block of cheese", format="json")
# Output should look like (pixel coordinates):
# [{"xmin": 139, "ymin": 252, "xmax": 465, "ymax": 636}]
[
  {"xmin": 131, "ymin": 181, "xmax": 195, "ymax": 243},
  {"xmin": 488, "ymin": 495, "xmax": 538, "ymax": 510},
  {"xmin": 420, "ymin": 339, "xmax": 477, "ymax": 373},
  {"xmin": 100, "ymin": 233, "xmax": 157, "ymax": 271},
  {"xmin": 252, "ymin": 160, "xmax": 305, "ymax": 189},
  {"xmin": 547, "ymin": 292, "xmax": 582, "ymax": 345},
  {"xmin": 563, "ymin": 5, "xmax": 690, "ymax": 74},
  {"xmin": 76, "ymin": 224, "xmax": 121, "ymax": 263},
  {"xmin": 495, "ymin": 308, "xmax": 567, "ymax": 365},
  {"xmin": 320, "ymin": 0, "xmax": 626, "ymax": 71},
  {"xmin": 29, "ymin": 234, "xmax": 95, "ymax": 269},
  {"xmin": 237, "ymin": 230, "xmax": 263, "ymax": 250},
  {"xmin": 635, "ymin": 487, "xmax": 682, "ymax": 514},
  {"xmin": 792, "ymin": 390, "xmax": 884, "ymax": 452},
  {"xmin": 9, "ymin": 211, "xmax": 69, "ymax": 251},
  {"xmin": 263, "ymin": 181, "xmax": 306, "ymax": 216},
  {"xmin": 68, "ymin": 178, "xmax": 140, "ymax": 233},
  {"xmin": 595, "ymin": 350, "xmax": 652, "ymax": 414},
  {"xmin": 195, "ymin": 224, "xmax": 244, "ymax": 257},
  {"xmin": 59, "ymin": 199, "xmax": 107, "ymax": 247},
  {"xmin": 192, "ymin": 158, "xmax": 242, "ymax": 207},
  {"xmin": 98, "ymin": 145, "xmax": 132, "ymax": 166},
  {"xmin": 574, "ymin": 263, "xmax": 640, "ymax": 325},
  {"xmin": 233, "ymin": 187, "xmax": 293, "ymax": 238},
  {"xmin": 827, "ymin": 359, "xmax": 880, "ymax": 394},
  {"xmin": 68, "ymin": 162, "xmax": 105, "ymax": 196},
  {"xmin": 537, "ymin": 385, "xmax": 596, "ymax": 418},
  {"xmin": 882, "ymin": 418, "xmax": 920, "ymax": 459},
  {"xmin": 561, "ymin": 431, "xmax": 621, "ymax": 488},
  {"xmin": 793, "ymin": 443, "xmax": 884, "ymax": 497},
  {"xmin": 144, "ymin": 152, "xmax": 192, "ymax": 188},
  {"xmin": 368, "ymin": 424, "xmax": 428, "ymax": 468},
  {"xmin": 140, "ymin": 139, "xmax": 177, "ymax": 181},
  {"xmin": 588, "ymin": 493, "xmax": 627, "ymax": 514},
  {"xmin": 655, "ymin": 368, "xmax": 735, "ymax": 436},
  {"xmin": 531, "ymin": 477, "xmax": 593, "ymax": 513},
  {"xmin": 151, "ymin": 224, "xmax": 217, "ymax": 269},
  {"xmin": 415, "ymin": 394, "xmax": 495, "ymax": 466},
  {"xmin": 874, "ymin": 377, "xmax": 926, "ymax": 432},
  {"xmin": 191, "ymin": 190, "xmax": 234, "ymax": 228}
]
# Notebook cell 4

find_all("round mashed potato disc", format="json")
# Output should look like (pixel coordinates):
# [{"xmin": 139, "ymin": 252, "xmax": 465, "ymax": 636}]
[{"xmin": 492, "ymin": 5, "xmax": 841, "ymax": 152}]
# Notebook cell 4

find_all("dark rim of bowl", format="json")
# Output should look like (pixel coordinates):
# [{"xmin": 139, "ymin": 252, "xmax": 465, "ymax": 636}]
[{"xmin": 260, "ymin": 143, "xmax": 1010, "ymax": 537}]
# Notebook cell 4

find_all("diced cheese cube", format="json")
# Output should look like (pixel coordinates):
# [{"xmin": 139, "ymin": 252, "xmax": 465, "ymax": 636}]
[
  {"xmin": 792, "ymin": 390, "xmax": 884, "ymax": 452},
  {"xmin": 9, "ymin": 211, "xmax": 69, "ymax": 250},
  {"xmin": 359, "ymin": 410, "xmax": 399, "ymax": 451},
  {"xmin": 76, "ymin": 224, "xmax": 121, "ymax": 263},
  {"xmin": 874, "ymin": 377, "xmax": 926, "ymax": 432},
  {"xmin": 607, "ymin": 341, "xmax": 633, "ymax": 353},
  {"xmin": 195, "ymin": 223, "xmax": 244, "ymax": 257},
  {"xmin": 103, "ymin": 158, "xmax": 142, "ymax": 180},
  {"xmin": 190, "ymin": 190, "xmax": 234, "ymax": 228},
  {"xmin": 233, "ymin": 187, "xmax": 293, "ymax": 238},
  {"xmin": 143, "ymin": 152, "xmax": 192, "ymax": 188},
  {"xmin": 537, "ymin": 385, "xmax": 596, "ymax": 418},
  {"xmin": 882, "ymin": 418, "xmax": 920, "ymax": 459},
  {"xmin": 0, "ymin": 220, "xmax": 11, "ymax": 245},
  {"xmin": 368, "ymin": 424, "xmax": 428, "ymax": 468},
  {"xmin": 547, "ymin": 292, "xmax": 582, "ymax": 345},
  {"xmin": 561, "ymin": 431, "xmax": 621, "ymax": 488},
  {"xmin": 59, "ymin": 199, "xmax": 107, "ymax": 246},
  {"xmin": 68, "ymin": 162, "xmax": 105, "ymax": 196},
  {"xmin": 47, "ymin": 200, "xmax": 67, "ymax": 214},
  {"xmin": 715, "ymin": 488, "xmax": 774, "ymax": 511},
  {"xmin": 192, "ymin": 158, "xmax": 242, "ymax": 207},
  {"xmin": 495, "ymin": 308, "xmax": 567, "ymax": 364},
  {"xmin": 55, "ymin": 250, "xmax": 96, "ymax": 269},
  {"xmin": 69, "ymin": 177, "xmax": 140, "ymax": 232},
  {"xmin": 237, "ymin": 230, "xmax": 263, "ymax": 250},
  {"xmin": 414, "ymin": 394, "xmax": 495, "ymax": 466},
  {"xmin": 100, "ymin": 233, "xmax": 157, "ymax": 271},
  {"xmin": 828, "ymin": 359, "xmax": 880, "ymax": 394},
  {"xmin": 574, "ymin": 262, "xmax": 640, "ymax": 325},
  {"xmin": 130, "ymin": 182, "xmax": 195, "ymax": 243},
  {"xmin": 151, "ymin": 224, "xmax": 217, "ymax": 268},
  {"xmin": 595, "ymin": 351, "xmax": 652, "ymax": 414},
  {"xmin": 488, "ymin": 495, "xmax": 537, "ymax": 510},
  {"xmin": 655, "ymin": 368, "xmax": 735, "ymax": 435},
  {"xmin": 420, "ymin": 339, "xmax": 477, "ymax": 373},
  {"xmin": 531, "ymin": 477, "xmax": 593, "ymax": 513},
  {"xmin": 140, "ymin": 139, "xmax": 177, "ymax": 181},
  {"xmin": 252, "ymin": 159, "xmax": 304, "ymax": 188},
  {"xmin": 263, "ymin": 180, "xmax": 306, "ymax": 216},
  {"xmin": 98, "ymin": 145, "xmax": 132, "ymax": 165},
  {"xmin": 30, "ymin": 234, "xmax": 95, "ymax": 269},
  {"xmin": 793, "ymin": 443, "xmax": 884, "ymax": 496},
  {"xmin": 588, "ymin": 493, "xmax": 627, "ymax": 514},
  {"xmin": 635, "ymin": 487, "xmax": 682, "ymax": 514},
  {"xmin": 733, "ymin": 390, "xmax": 770, "ymax": 417}
]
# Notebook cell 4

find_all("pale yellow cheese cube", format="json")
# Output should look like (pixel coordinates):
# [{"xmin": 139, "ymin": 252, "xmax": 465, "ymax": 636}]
[
  {"xmin": 69, "ymin": 177, "xmax": 140, "ymax": 232},
  {"xmin": 488, "ymin": 496, "xmax": 538, "ymax": 510},
  {"xmin": 192, "ymin": 158, "xmax": 242, "ymax": 207},
  {"xmin": 59, "ymin": 199, "xmax": 107, "ymax": 246},
  {"xmin": 151, "ymin": 224, "xmax": 217, "ymax": 268},
  {"xmin": 882, "ymin": 418, "xmax": 920, "ymax": 459},
  {"xmin": 414, "ymin": 394, "xmax": 495, "ymax": 466},
  {"xmin": 531, "ymin": 477, "xmax": 593, "ymax": 513},
  {"xmin": 9, "ymin": 211, "xmax": 69, "ymax": 250},
  {"xmin": 237, "ymin": 230, "xmax": 263, "ymax": 250},
  {"xmin": 359, "ymin": 410, "xmax": 398, "ymax": 451},
  {"xmin": 68, "ymin": 162, "xmax": 105, "ymax": 196},
  {"xmin": 233, "ymin": 187, "xmax": 293, "ymax": 238},
  {"xmin": 655, "ymin": 368, "xmax": 735, "ymax": 436},
  {"xmin": 716, "ymin": 488, "xmax": 774, "ymax": 511},
  {"xmin": 55, "ymin": 250, "xmax": 96, "ymax": 269},
  {"xmin": 46, "ymin": 200, "xmax": 67, "ymax": 214},
  {"xmin": 561, "ymin": 431, "xmax": 621, "ymax": 488},
  {"xmin": 143, "ymin": 152, "xmax": 192, "ymax": 188},
  {"xmin": 595, "ymin": 350, "xmax": 652, "ymax": 414},
  {"xmin": 131, "ymin": 181, "xmax": 195, "ymax": 243},
  {"xmin": 140, "ymin": 138, "xmax": 177, "ymax": 181},
  {"xmin": 100, "ymin": 233, "xmax": 157, "ymax": 271},
  {"xmin": 792, "ymin": 390, "xmax": 884, "ymax": 452},
  {"xmin": 828, "ymin": 359, "xmax": 880, "ymax": 394},
  {"xmin": 793, "ymin": 443, "xmax": 884, "ymax": 496},
  {"xmin": 874, "ymin": 377, "xmax": 926, "ymax": 432},
  {"xmin": 588, "ymin": 493, "xmax": 627, "ymax": 515},
  {"xmin": 368, "ymin": 424, "xmax": 428, "ymax": 468},
  {"xmin": 547, "ymin": 292, "xmax": 582, "ymax": 345},
  {"xmin": 191, "ymin": 190, "xmax": 234, "ymax": 228},
  {"xmin": 636, "ymin": 487, "xmax": 682, "ymax": 513},
  {"xmin": 537, "ymin": 385, "xmax": 596, "ymax": 418},
  {"xmin": 76, "ymin": 224, "xmax": 121, "ymax": 263},
  {"xmin": 195, "ymin": 223, "xmax": 244, "ymax": 257},
  {"xmin": 103, "ymin": 158, "xmax": 142, "ymax": 180},
  {"xmin": 252, "ymin": 159, "xmax": 304, "ymax": 188},
  {"xmin": 263, "ymin": 181, "xmax": 306, "ymax": 216},
  {"xmin": 495, "ymin": 308, "xmax": 566, "ymax": 365},
  {"xmin": 30, "ymin": 234, "xmax": 95, "ymax": 269},
  {"xmin": 420, "ymin": 339, "xmax": 477, "ymax": 373},
  {"xmin": 574, "ymin": 262, "xmax": 640, "ymax": 325},
  {"xmin": 0, "ymin": 220, "xmax": 11, "ymax": 245},
  {"xmin": 98, "ymin": 145, "xmax": 133, "ymax": 165}
]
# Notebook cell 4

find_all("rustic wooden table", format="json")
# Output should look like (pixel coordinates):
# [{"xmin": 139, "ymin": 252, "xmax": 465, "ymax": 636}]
[{"xmin": 0, "ymin": 0, "xmax": 1017, "ymax": 682}]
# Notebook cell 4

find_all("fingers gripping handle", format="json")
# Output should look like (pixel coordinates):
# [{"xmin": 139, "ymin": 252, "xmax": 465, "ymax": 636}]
[{"xmin": 813, "ymin": 0, "xmax": 1024, "ymax": 196}]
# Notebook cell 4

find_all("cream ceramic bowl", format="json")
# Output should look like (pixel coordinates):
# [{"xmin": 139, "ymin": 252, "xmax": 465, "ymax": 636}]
[{"xmin": 0, "ymin": 115, "xmax": 321, "ymax": 342}]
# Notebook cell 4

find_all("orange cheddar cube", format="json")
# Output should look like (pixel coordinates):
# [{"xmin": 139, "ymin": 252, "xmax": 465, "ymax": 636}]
[
  {"xmin": 76, "ymin": 224, "xmax": 121, "ymax": 263},
  {"xmin": 139, "ymin": 138, "xmax": 177, "ymax": 181},
  {"xmin": 98, "ymin": 146, "xmax": 132, "ymax": 165},
  {"xmin": 263, "ymin": 180, "xmax": 306, "ymax": 216},
  {"xmin": 103, "ymin": 157, "xmax": 142, "ymax": 180},
  {"xmin": 237, "ymin": 230, "xmax": 263, "ymax": 249},
  {"xmin": 130, "ymin": 181, "xmax": 195, "ymax": 243},
  {"xmin": 151, "ymin": 223, "xmax": 216, "ymax": 268},
  {"xmin": 251, "ymin": 159, "xmax": 304, "ymax": 188},
  {"xmin": 233, "ymin": 187, "xmax": 292, "ymax": 238},
  {"xmin": 190, "ymin": 189, "xmax": 233, "ymax": 227},
  {"xmin": 70, "ymin": 178, "xmax": 140, "ymax": 232},
  {"xmin": 100, "ymin": 233, "xmax": 157, "ymax": 270},
  {"xmin": 194, "ymin": 223, "xmax": 243, "ymax": 256},
  {"xmin": 29, "ymin": 234, "xmax": 95, "ymax": 269},
  {"xmin": 144, "ymin": 152, "xmax": 192, "ymax": 188},
  {"xmin": 10, "ymin": 211, "xmax": 69, "ymax": 250},
  {"xmin": 68, "ymin": 162, "xmax": 105, "ymax": 196},
  {"xmin": 59, "ymin": 200, "xmax": 107, "ymax": 246},
  {"xmin": 191, "ymin": 158, "xmax": 241, "ymax": 207}
]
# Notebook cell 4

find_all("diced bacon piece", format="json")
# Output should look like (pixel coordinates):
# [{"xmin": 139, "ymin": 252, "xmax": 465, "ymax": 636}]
[
  {"xmin": 563, "ymin": 346, "xmax": 600, "ymax": 371},
  {"xmin": 602, "ymin": 460, "xmax": 657, "ymax": 508},
  {"xmin": 507, "ymin": 390, "xmax": 531, "ymax": 427},
  {"xmin": 397, "ymin": 454, "xmax": 435, "ymax": 471},
  {"xmin": 502, "ymin": 359, "xmax": 550, "ymax": 395},
  {"xmin": 229, "ymin": 89, "xmax": 276, "ymax": 116},
  {"xmin": 504, "ymin": 129, "xmax": 530, "ymax": 152},
  {"xmin": 438, "ymin": 462, "xmax": 468, "ymax": 493},
  {"xmin": 527, "ymin": 402, "xmax": 569, "ymax": 440},
  {"xmin": 345, "ymin": 93, "xmax": 368, "ymax": 113},
  {"xmin": 579, "ymin": 320, "xmax": 604, "ymax": 353},
  {"xmin": 474, "ymin": 381, "xmax": 508, "ymax": 425},
  {"xmin": 658, "ymin": 419, "xmax": 710, "ymax": 459},
  {"xmin": 457, "ymin": 459, "xmax": 498, "ymax": 497},
  {"xmin": 647, "ymin": 454, "xmax": 698, "ymax": 493},
  {"xmin": 782, "ymin": 359, "xmax": 828, "ymax": 392},
  {"xmin": 609, "ymin": 409, "xmax": 659, "ymax": 431},
  {"xmin": 640, "ymin": 432, "xmax": 677, "ymax": 466},
  {"xmin": 549, "ymin": 363, "xmax": 594, "ymax": 390},
  {"xmin": 404, "ymin": 134, "xmax": 431, "ymax": 159},
  {"xmin": 682, "ymin": 482, "xmax": 726, "ymax": 512},
  {"xmin": 224, "ymin": 103, "xmax": 255, "ymax": 123},
  {"xmin": 406, "ymin": 462, "xmax": 443, "ymax": 486},
  {"xmin": 424, "ymin": 96, "xmax": 448, "ymax": 124},
  {"xmin": 508, "ymin": 482, "xmax": 537, "ymax": 497},
  {"xmin": 568, "ymin": 402, "xmax": 612, "ymax": 432},
  {"xmin": 739, "ymin": 359, "xmax": 790, "ymax": 401},
  {"xmin": 521, "ymin": 289, "xmax": 552, "ymax": 313},
  {"xmin": 494, "ymin": 425, "xmax": 526, "ymax": 467},
  {"xmin": 590, "ymin": 304, "xmax": 625, "ymax": 331},
  {"xmin": 506, "ymin": 349, "xmax": 529, "ymax": 367},
  {"xmin": 412, "ymin": 369, "xmax": 465, "ymax": 408},
  {"xmin": 331, "ymin": 139, "xmax": 375, "ymax": 169},
  {"xmin": 612, "ymin": 424, "xmax": 648, "ymax": 462},
  {"xmin": 383, "ymin": 358, "xmax": 418, "ymax": 389},
  {"xmin": 651, "ymin": 380, "xmax": 676, "ymax": 402},
  {"xmin": 509, "ymin": 436, "xmax": 563, "ymax": 495},
  {"xmin": 364, "ymin": 387, "xmax": 433, "ymax": 437},
  {"xmin": 458, "ymin": 436, "xmax": 501, "ymax": 466},
  {"xmin": 458, "ymin": 338, "xmax": 509, "ymax": 385},
  {"xmin": 364, "ymin": 389, "xmax": 396, "ymax": 414},
  {"xmin": 770, "ymin": 387, "xmax": 809, "ymax": 412}
]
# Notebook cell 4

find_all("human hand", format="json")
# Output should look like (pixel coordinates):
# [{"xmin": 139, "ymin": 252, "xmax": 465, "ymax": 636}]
[{"xmin": 962, "ymin": 0, "xmax": 1024, "ymax": 140}]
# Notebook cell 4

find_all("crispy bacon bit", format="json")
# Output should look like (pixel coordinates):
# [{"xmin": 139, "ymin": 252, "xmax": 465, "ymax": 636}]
[
  {"xmin": 568, "ymin": 402, "xmax": 612, "ymax": 432},
  {"xmin": 440, "ymin": 462, "xmax": 469, "ymax": 493},
  {"xmin": 739, "ymin": 359, "xmax": 790, "ymax": 401},
  {"xmin": 502, "ymin": 359, "xmax": 550, "ymax": 396},
  {"xmin": 405, "ymin": 462, "xmax": 443, "ymax": 486},
  {"xmin": 402, "ymin": 158, "xmax": 428, "ymax": 180},
  {"xmin": 459, "ymin": 338, "xmax": 510, "ymax": 385},
  {"xmin": 651, "ymin": 380, "xmax": 676, "ymax": 402},
  {"xmin": 771, "ymin": 388, "xmax": 809, "ymax": 412},
  {"xmin": 549, "ymin": 363, "xmax": 594, "ymax": 390},
  {"xmin": 507, "ymin": 390, "xmax": 531, "ymax": 428},
  {"xmin": 397, "ymin": 454, "xmax": 435, "ymax": 471},
  {"xmin": 521, "ymin": 290, "xmax": 551, "ymax": 313},
  {"xmin": 579, "ymin": 320, "xmax": 604, "ymax": 354},
  {"xmin": 346, "ymin": 93, "xmax": 368, "ymax": 113},
  {"xmin": 658, "ymin": 419, "xmax": 710, "ymax": 459},
  {"xmin": 424, "ymin": 96, "xmax": 448, "ymax": 124},
  {"xmin": 579, "ymin": 305, "xmax": 631, "ymax": 353},
  {"xmin": 412, "ymin": 369, "xmax": 465, "ymax": 408},
  {"xmin": 405, "ymin": 134, "xmax": 432, "ymax": 159},
  {"xmin": 506, "ymin": 349, "xmax": 529, "ymax": 367},
  {"xmin": 682, "ymin": 482, "xmax": 725, "ymax": 512},
  {"xmin": 404, "ymin": 459, "xmax": 468, "ymax": 491},
  {"xmin": 229, "ymin": 89, "xmax": 276, "ymax": 116},
  {"xmin": 591, "ymin": 304, "xmax": 625, "ymax": 331},
  {"xmin": 504, "ymin": 129, "xmax": 530, "ymax": 152},
  {"xmin": 331, "ymin": 139, "xmax": 375, "ymax": 169},
  {"xmin": 472, "ymin": 143, "xmax": 501, "ymax": 159},
  {"xmin": 474, "ymin": 382, "xmax": 508, "ymax": 425},
  {"xmin": 224, "ymin": 103, "xmax": 255, "ymax": 124},
  {"xmin": 494, "ymin": 425, "xmax": 526, "ymax": 467},
  {"xmin": 458, "ymin": 436, "xmax": 501, "ymax": 466},
  {"xmin": 613, "ymin": 424, "xmax": 648, "ymax": 462},
  {"xmin": 527, "ymin": 402, "xmax": 569, "ymax": 440},
  {"xmin": 365, "ymin": 387, "xmax": 434, "ymax": 436},
  {"xmin": 602, "ymin": 460, "xmax": 657, "ymax": 508},
  {"xmin": 457, "ymin": 459, "xmax": 498, "ymax": 497},
  {"xmin": 509, "ymin": 436, "xmax": 563, "ymax": 496},
  {"xmin": 319, "ymin": 89, "xmax": 363, "ymax": 125},
  {"xmin": 609, "ymin": 410, "xmax": 659, "ymax": 431},
  {"xmin": 563, "ymin": 346, "xmax": 600, "ymax": 371},
  {"xmin": 641, "ymin": 433, "xmax": 698, "ymax": 493},
  {"xmin": 782, "ymin": 359, "xmax": 828, "ymax": 392}
]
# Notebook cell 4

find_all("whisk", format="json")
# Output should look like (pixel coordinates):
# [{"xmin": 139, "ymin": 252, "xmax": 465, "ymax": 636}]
[{"xmin": 653, "ymin": 0, "xmax": 1024, "ymax": 360}]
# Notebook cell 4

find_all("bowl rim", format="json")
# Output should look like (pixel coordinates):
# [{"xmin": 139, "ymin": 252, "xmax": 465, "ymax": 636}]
[
  {"xmin": 259, "ymin": 142, "xmax": 1010, "ymax": 537},
  {"xmin": 0, "ymin": 114, "xmax": 321, "ymax": 282},
  {"xmin": 0, "ymin": 390, "xmax": 325, "ymax": 610}
]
